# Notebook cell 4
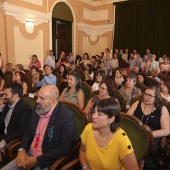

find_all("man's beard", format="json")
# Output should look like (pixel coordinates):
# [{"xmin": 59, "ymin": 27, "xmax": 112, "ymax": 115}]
[
  {"xmin": 36, "ymin": 104, "xmax": 50, "ymax": 116},
  {"xmin": 3, "ymin": 99, "xmax": 11, "ymax": 105}
]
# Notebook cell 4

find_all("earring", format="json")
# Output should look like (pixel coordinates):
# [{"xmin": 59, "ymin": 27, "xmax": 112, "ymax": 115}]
[{"xmin": 108, "ymin": 122, "xmax": 111, "ymax": 125}]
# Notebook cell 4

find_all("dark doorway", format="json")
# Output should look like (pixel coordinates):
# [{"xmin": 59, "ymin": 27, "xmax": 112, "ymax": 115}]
[{"xmin": 52, "ymin": 2, "xmax": 73, "ymax": 60}]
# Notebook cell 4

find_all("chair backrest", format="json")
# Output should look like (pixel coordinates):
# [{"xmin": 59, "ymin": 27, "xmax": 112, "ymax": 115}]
[
  {"xmin": 75, "ymin": 69, "xmax": 86, "ymax": 82},
  {"xmin": 145, "ymin": 76, "xmax": 160, "ymax": 86},
  {"xmin": 53, "ymin": 72, "xmax": 62, "ymax": 88},
  {"xmin": 61, "ymin": 101, "xmax": 87, "ymax": 141},
  {"xmin": 22, "ymin": 93, "xmax": 38, "ymax": 109},
  {"xmin": 135, "ymin": 83, "xmax": 147, "ymax": 93},
  {"xmin": 130, "ymin": 94, "xmax": 143, "ymax": 106},
  {"xmin": 25, "ymin": 72, "xmax": 33, "ymax": 93},
  {"xmin": 120, "ymin": 113, "xmax": 153, "ymax": 161},
  {"xmin": 114, "ymin": 90, "xmax": 126, "ymax": 112},
  {"xmin": 81, "ymin": 81, "xmax": 92, "ymax": 107},
  {"xmin": 106, "ymin": 77, "xmax": 118, "ymax": 89},
  {"xmin": 3, "ymin": 71, "xmax": 13, "ymax": 86},
  {"xmin": 161, "ymin": 97, "xmax": 170, "ymax": 115},
  {"xmin": 23, "ymin": 69, "xmax": 31, "ymax": 74}
]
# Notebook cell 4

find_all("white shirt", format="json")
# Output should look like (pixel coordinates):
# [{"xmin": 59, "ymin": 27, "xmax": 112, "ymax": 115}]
[{"xmin": 45, "ymin": 55, "xmax": 55, "ymax": 68}]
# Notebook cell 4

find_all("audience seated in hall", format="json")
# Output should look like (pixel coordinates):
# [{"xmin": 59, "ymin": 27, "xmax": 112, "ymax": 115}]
[
  {"xmin": 119, "ymin": 74, "xmax": 142, "ymax": 111},
  {"xmin": 29, "ymin": 54, "xmax": 41, "ymax": 70},
  {"xmin": 84, "ymin": 64, "xmax": 94, "ymax": 86},
  {"xmin": 59, "ymin": 72, "xmax": 84, "ymax": 109},
  {"xmin": 15, "ymin": 64, "xmax": 25, "ymax": 74},
  {"xmin": 4, "ymin": 63, "xmax": 14, "ymax": 74},
  {"xmin": 0, "ymin": 83, "xmax": 32, "ymax": 164},
  {"xmin": 13, "ymin": 71, "xmax": 28, "ymax": 95},
  {"xmin": 149, "ymin": 54, "xmax": 159, "ymax": 72},
  {"xmin": 31, "ymin": 68, "xmax": 39, "ymax": 87},
  {"xmin": 127, "ymin": 85, "xmax": 170, "ymax": 169},
  {"xmin": 129, "ymin": 53, "xmax": 141, "ymax": 71},
  {"xmin": 149, "ymin": 68, "xmax": 161, "ymax": 83},
  {"xmin": 84, "ymin": 79, "xmax": 117, "ymax": 120},
  {"xmin": 160, "ymin": 78, "xmax": 170, "ymax": 102},
  {"xmin": 92, "ymin": 69, "xmax": 106, "ymax": 92},
  {"xmin": 140, "ymin": 55, "xmax": 151, "ymax": 72},
  {"xmin": 1, "ymin": 85, "xmax": 76, "ymax": 170},
  {"xmin": 36, "ymin": 65, "xmax": 56, "ymax": 88},
  {"xmin": 81, "ymin": 53, "xmax": 90, "ymax": 67},
  {"xmin": 45, "ymin": 50, "xmax": 55, "ymax": 69},
  {"xmin": 114, "ymin": 69, "xmax": 124, "ymax": 89}
]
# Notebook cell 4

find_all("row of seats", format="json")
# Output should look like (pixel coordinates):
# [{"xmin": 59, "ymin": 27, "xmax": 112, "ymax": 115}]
[{"xmin": 4, "ymin": 93, "xmax": 153, "ymax": 170}]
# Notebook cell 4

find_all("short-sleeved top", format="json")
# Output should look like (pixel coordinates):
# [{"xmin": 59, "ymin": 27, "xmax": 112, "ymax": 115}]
[
  {"xmin": 81, "ymin": 124, "xmax": 134, "ymax": 170},
  {"xmin": 119, "ymin": 86, "xmax": 142, "ymax": 105},
  {"xmin": 133, "ymin": 102, "xmax": 161, "ymax": 131},
  {"xmin": 62, "ymin": 87, "xmax": 83, "ymax": 105}
]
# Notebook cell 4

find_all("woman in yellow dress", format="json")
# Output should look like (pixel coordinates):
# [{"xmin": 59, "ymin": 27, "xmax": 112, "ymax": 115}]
[{"xmin": 79, "ymin": 98, "xmax": 139, "ymax": 170}]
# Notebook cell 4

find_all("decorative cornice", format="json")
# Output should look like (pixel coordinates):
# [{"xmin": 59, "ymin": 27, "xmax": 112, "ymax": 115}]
[
  {"xmin": 77, "ymin": 22, "xmax": 113, "ymax": 41},
  {"xmin": 79, "ymin": 0, "xmax": 127, "ymax": 6},
  {"xmin": 22, "ymin": 0, "xmax": 43, "ymax": 6},
  {"xmin": 83, "ymin": 8, "xmax": 108, "ymax": 21},
  {"xmin": 0, "ymin": 2, "xmax": 51, "ymax": 26}
]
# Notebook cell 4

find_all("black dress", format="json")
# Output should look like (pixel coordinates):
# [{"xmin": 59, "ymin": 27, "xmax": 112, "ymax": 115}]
[{"xmin": 134, "ymin": 102, "xmax": 162, "ymax": 170}]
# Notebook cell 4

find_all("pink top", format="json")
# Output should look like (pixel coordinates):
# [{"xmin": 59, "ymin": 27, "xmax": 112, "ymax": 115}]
[
  {"xmin": 29, "ymin": 60, "xmax": 41, "ymax": 69},
  {"xmin": 30, "ymin": 105, "xmax": 55, "ymax": 157}
]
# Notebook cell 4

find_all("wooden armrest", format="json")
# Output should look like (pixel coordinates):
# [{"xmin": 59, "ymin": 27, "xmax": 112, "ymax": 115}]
[
  {"xmin": 50, "ymin": 140, "xmax": 81, "ymax": 170},
  {"xmin": 60, "ymin": 158, "xmax": 80, "ymax": 170},
  {"xmin": 5, "ymin": 139, "xmax": 21, "ymax": 160}
]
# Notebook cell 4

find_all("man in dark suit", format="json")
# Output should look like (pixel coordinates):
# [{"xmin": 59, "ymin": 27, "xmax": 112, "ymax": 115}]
[
  {"xmin": 2, "ymin": 85, "xmax": 76, "ymax": 170},
  {"xmin": 0, "ymin": 83, "xmax": 32, "ymax": 159}
]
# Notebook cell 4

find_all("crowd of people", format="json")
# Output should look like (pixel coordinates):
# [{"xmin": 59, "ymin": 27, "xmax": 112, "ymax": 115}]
[{"xmin": 0, "ymin": 47, "xmax": 170, "ymax": 170}]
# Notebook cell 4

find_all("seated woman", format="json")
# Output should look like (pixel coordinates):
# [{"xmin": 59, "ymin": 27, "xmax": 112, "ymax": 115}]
[
  {"xmin": 13, "ymin": 71, "xmax": 28, "ymax": 95},
  {"xmin": 59, "ymin": 64, "xmax": 68, "ymax": 92},
  {"xmin": 127, "ymin": 85, "xmax": 170, "ymax": 169},
  {"xmin": 160, "ymin": 78, "xmax": 170, "ymax": 102},
  {"xmin": 31, "ymin": 68, "xmax": 39, "ymax": 87},
  {"xmin": 80, "ymin": 98, "xmax": 139, "ymax": 170},
  {"xmin": 15, "ymin": 64, "xmax": 24, "ymax": 73},
  {"xmin": 84, "ymin": 79, "xmax": 117, "ymax": 119},
  {"xmin": 114, "ymin": 69, "xmax": 124, "ymax": 89},
  {"xmin": 119, "ymin": 74, "xmax": 142, "ymax": 110},
  {"xmin": 84, "ymin": 64, "xmax": 94, "ymax": 85},
  {"xmin": 59, "ymin": 72, "xmax": 84, "ymax": 109},
  {"xmin": 29, "ymin": 54, "xmax": 41, "ymax": 70},
  {"xmin": 92, "ymin": 70, "xmax": 106, "ymax": 92},
  {"xmin": 4, "ymin": 63, "xmax": 14, "ymax": 74}
]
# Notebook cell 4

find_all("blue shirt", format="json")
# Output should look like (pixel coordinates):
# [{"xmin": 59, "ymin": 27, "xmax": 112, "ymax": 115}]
[{"xmin": 36, "ymin": 74, "xmax": 57, "ymax": 87}]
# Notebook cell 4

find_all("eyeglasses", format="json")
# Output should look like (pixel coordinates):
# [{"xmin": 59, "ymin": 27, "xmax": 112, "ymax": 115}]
[
  {"xmin": 143, "ymin": 92, "xmax": 155, "ymax": 99},
  {"xmin": 99, "ymin": 86, "xmax": 107, "ymax": 90}
]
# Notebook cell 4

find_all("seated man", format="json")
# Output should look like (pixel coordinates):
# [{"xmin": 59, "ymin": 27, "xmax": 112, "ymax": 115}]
[
  {"xmin": 36, "ymin": 65, "xmax": 57, "ymax": 87},
  {"xmin": 2, "ymin": 85, "xmax": 76, "ymax": 170},
  {"xmin": 0, "ymin": 83, "xmax": 32, "ymax": 160}
]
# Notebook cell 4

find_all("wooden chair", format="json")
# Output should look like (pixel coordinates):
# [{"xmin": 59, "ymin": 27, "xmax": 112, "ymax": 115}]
[
  {"xmin": 135, "ymin": 83, "xmax": 147, "ymax": 93},
  {"xmin": 114, "ymin": 90, "xmax": 126, "ymax": 112},
  {"xmin": 25, "ymin": 72, "xmax": 33, "ymax": 93},
  {"xmin": 49, "ymin": 101, "xmax": 87, "ymax": 170},
  {"xmin": 75, "ymin": 69, "xmax": 86, "ymax": 82},
  {"xmin": 81, "ymin": 81, "xmax": 92, "ymax": 107},
  {"xmin": 5, "ymin": 101, "xmax": 87, "ymax": 170},
  {"xmin": 3, "ymin": 71, "xmax": 13, "ymax": 86},
  {"xmin": 59, "ymin": 113, "xmax": 153, "ymax": 170},
  {"xmin": 145, "ymin": 76, "xmax": 160, "ymax": 86},
  {"xmin": 53, "ymin": 72, "xmax": 62, "ymax": 89}
]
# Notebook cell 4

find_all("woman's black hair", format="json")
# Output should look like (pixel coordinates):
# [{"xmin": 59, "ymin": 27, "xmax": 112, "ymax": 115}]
[
  {"xmin": 59, "ymin": 64, "xmax": 68, "ymax": 76},
  {"xmin": 93, "ymin": 98, "xmax": 120, "ymax": 132}
]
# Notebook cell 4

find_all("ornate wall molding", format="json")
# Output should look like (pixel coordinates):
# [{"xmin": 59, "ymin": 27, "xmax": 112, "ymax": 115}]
[
  {"xmin": 79, "ymin": 0, "xmax": 127, "ymax": 6},
  {"xmin": 77, "ymin": 22, "xmax": 113, "ymax": 41},
  {"xmin": 22, "ymin": 0, "xmax": 43, "ymax": 6},
  {"xmin": 83, "ymin": 8, "xmax": 108, "ymax": 21},
  {"xmin": 0, "ymin": 2, "xmax": 51, "ymax": 26}
]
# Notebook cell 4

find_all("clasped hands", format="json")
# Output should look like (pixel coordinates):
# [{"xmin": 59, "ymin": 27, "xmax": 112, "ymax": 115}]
[{"xmin": 16, "ymin": 150, "xmax": 37, "ymax": 169}]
